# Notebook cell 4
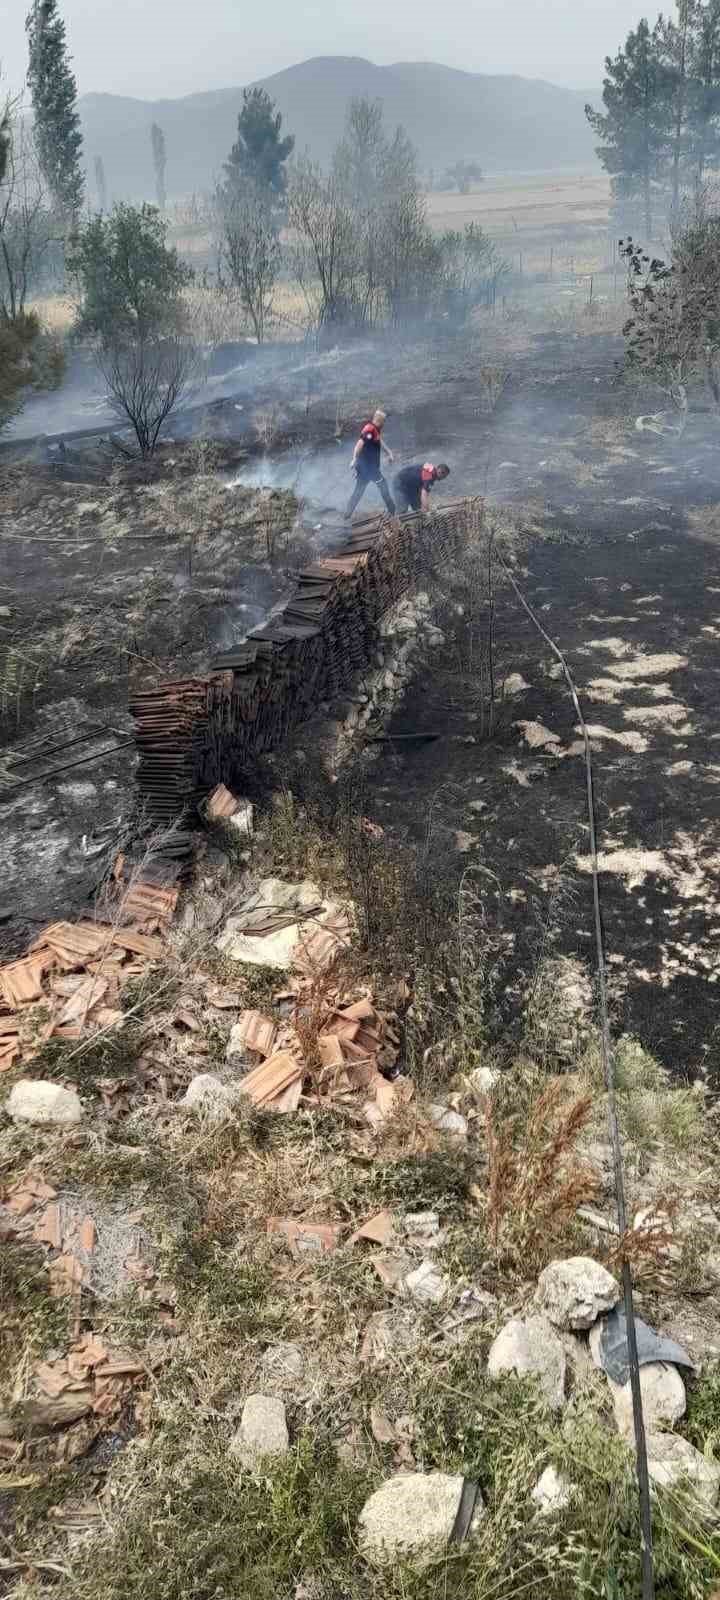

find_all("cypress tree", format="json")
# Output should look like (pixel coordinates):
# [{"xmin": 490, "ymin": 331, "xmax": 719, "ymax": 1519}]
[{"xmin": 26, "ymin": 0, "xmax": 84, "ymax": 216}]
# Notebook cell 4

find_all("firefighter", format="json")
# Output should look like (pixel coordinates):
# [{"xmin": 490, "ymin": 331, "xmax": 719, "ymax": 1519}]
[
  {"xmin": 393, "ymin": 460, "xmax": 450, "ymax": 514},
  {"xmin": 345, "ymin": 409, "xmax": 396, "ymax": 519}
]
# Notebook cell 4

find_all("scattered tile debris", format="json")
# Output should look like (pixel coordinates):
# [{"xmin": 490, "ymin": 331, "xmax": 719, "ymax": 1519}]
[{"xmin": 0, "ymin": 890, "xmax": 177, "ymax": 1070}]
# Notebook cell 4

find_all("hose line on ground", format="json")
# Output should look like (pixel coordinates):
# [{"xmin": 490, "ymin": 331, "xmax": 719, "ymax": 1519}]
[{"xmin": 497, "ymin": 550, "xmax": 655, "ymax": 1600}]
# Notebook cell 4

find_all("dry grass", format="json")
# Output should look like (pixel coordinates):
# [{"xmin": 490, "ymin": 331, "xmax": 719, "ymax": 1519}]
[{"xmin": 485, "ymin": 1072, "xmax": 600, "ymax": 1273}]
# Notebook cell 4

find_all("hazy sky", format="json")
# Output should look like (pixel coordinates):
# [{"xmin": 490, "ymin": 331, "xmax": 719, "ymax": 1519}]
[{"xmin": 4, "ymin": 0, "xmax": 664, "ymax": 100}]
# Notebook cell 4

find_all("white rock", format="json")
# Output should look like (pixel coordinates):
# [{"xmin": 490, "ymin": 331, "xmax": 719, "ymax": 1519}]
[
  {"xmin": 429, "ymin": 1104, "xmax": 468, "ymax": 1141},
  {"xmin": 504, "ymin": 673, "xmax": 530, "ymax": 697},
  {"xmin": 531, "ymin": 1466, "xmax": 572, "ymax": 1515},
  {"xmin": 404, "ymin": 1259, "xmax": 450, "ymax": 1305},
  {"xmin": 536, "ymin": 1257, "xmax": 620, "ymax": 1331},
  {"xmin": 647, "ymin": 1433, "xmax": 720, "ymax": 1514},
  {"xmin": 227, "ymin": 800, "xmax": 254, "ymax": 837},
  {"xmin": 468, "ymin": 1065, "xmax": 499, "ymax": 1095},
  {"xmin": 182, "ymin": 1074, "xmax": 235, "ymax": 1121},
  {"xmin": 487, "ymin": 1316, "xmax": 567, "ymax": 1410},
  {"xmin": 610, "ymin": 1363, "xmax": 686, "ymax": 1440},
  {"xmin": 229, "ymin": 1394, "xmax": 289, "ymax": 1466},
  {"xmin": 6, "ymin": 1080, "xmax": 82, "ymax": 1126},
  {"xmin": 226, "ymin": 1025, "xmax": 253, "ymax": 1069},
  {"xmin": 404, "ymin": 1211, "xmax": 441, "ymax": 1249},
  {"xmin": 358, "ymin": 1472, "xmax": 484, "ymax": 1568},
  {"xmin": 218, "ymin": 878, "xmax": 341, "ymax": 970}
]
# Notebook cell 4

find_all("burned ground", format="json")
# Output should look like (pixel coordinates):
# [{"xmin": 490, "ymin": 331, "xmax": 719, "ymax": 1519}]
[{"xmin": 2, "ymin": 317, "xmax": 720, "ymax": 1083}]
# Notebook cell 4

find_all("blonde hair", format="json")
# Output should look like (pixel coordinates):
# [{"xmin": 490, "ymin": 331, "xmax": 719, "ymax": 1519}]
[{"xmin": 372, "ymin": 409, "xmax": 386, "ymax": 427}]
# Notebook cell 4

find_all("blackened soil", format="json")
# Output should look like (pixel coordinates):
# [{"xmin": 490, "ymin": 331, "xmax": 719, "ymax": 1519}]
[{"xmin": 363, "ymin": 332, "xmax": 720, "ymax": 1083}]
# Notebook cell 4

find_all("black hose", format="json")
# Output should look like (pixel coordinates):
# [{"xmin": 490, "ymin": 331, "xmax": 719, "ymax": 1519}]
[{"xmin": 497, "ymin": 549, "xmax": 655, "ymax": 1600}]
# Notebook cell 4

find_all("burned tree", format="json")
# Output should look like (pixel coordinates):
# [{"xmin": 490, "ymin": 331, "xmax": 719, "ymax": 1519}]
[{"xmin": 98, "ymin": 334, "xmax": 196, "ymax": 458}]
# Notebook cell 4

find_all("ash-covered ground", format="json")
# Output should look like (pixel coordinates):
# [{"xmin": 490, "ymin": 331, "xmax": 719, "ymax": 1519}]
[{"xmin": 3, "ymin": 315, "xmax": 720, "ymax": 1083}]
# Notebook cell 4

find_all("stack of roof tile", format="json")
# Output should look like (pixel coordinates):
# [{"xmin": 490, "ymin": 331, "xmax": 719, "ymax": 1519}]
[{"xmin": 131, "ymin": 498, "xmax": 481, "ymax": 822}]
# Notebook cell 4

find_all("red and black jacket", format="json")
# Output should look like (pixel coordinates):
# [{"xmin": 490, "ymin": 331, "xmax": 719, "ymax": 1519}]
[{"xmin": 395, "ymin": 462, "xmax": 438, "ymax": 498}]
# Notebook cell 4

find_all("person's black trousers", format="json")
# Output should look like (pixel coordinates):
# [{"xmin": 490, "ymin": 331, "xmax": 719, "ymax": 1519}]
[{"xmin": 345, "ymin": 471, "xmax": 396, "ymax": 518}]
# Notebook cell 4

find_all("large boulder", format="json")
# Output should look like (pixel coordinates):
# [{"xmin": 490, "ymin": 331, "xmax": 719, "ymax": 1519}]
[
  {"xmin": 358, "ymin": 1472, "xmax": 484, "ymax": 1568},
  {"xmin": 229, "ymin": 1394, "xmax": 289, "ymax": 1467},
  {"xmin": 6, "ymin": 1080, "xmax": 82, "ymax": 1126},
  {"xmin": 536, "ymin": 1257, "xmax": 620, "ymax": 1331},
  {"xmin": 647, "ymin": 1434, "xmax": 720, "ymax": 1515},
  {"xmin": 610, "ymin": 1362, "xmax": 686, "ymax": 1441},
  {"xmin": 487, "ymin": 1316, "xmax": 566, "ymax": 1410}
]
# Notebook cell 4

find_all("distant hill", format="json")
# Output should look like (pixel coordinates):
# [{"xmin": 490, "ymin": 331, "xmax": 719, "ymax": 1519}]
[{"xmin": 78, "ymin": 55, "xmax": 598, "ymax": 204}]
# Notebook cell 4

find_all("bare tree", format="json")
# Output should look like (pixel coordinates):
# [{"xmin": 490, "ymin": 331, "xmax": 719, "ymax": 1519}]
[
  {"xmin": 215, "ymin": 183, "xmax": 279, "ymax": 342},
  {"xmin": 287, "ymin": 157, "xmax": 357, "ymax": 331},
  {"xmin": 98, "ymin": 334, "xmax": 196, "ymax": 457},
  {"xmin": 0, "ymin": 101, "xmax": 56, "ymax": 320}
]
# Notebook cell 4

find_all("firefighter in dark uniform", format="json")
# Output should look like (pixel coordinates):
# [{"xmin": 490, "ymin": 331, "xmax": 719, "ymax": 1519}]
[
  {"xmin": 345, "ymin": 409, "xmax": 396, "ymax": 519},
  {"xmin": 393, "ymin": 460, "xmax": 450, "ymax": 513}
]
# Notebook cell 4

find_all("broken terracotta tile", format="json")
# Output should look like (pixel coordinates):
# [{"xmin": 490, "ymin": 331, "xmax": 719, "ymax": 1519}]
[
  {"xmin": 317, "ymin": 1034, "xmax": 345, "ymax": 1070},
  {"xmin": 34, "ymin": 1361, "xmax": 72, "ymax": 1399},
  {"xmin": 78, "ymin": 1217, "xmax": 96, "ymax": 1253},
  {"xmin": 111, "ymin": 929, "xmax": 164, "ymax": 960},
  {"xmin": 48, "ymin": 1252, "xmax": 85, "ymax": 1298},
  {"xmin": 267, "ymin": 1217, "xmax": 340, "ymax": 1255},
  {"xmin": 234, "ymin": 1009, "xmax": 278, "ymax": 1058},
  {"xmin": 241, "ymin": 1050, "xmax": 303, "ymax": 1107},
  {"xmin": 349, "ymin": 1209, "xmax": 395, "ymax": 1248},
  {"xmin": 337, "ymin": 998, "xmax": 376, "ymax": 1023},
  {"xmin": 271, "ymin": 1078, "xmax": 303, "ymax": 1114},
  {"xmin": 34, "ymin": 1204, "xmax": 62, "ymax": 1250},
  {"xmin": 205, "ymin": 783, "xmax": 239, "ymax": 820}
]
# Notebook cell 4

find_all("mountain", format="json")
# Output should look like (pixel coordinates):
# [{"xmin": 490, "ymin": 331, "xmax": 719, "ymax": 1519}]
[{"xmin": 78, "ymin": 55, "xmax": 598, "ymax": 204}]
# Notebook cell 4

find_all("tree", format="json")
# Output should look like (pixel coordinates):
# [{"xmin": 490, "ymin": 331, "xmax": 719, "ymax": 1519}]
[
  {"xmin": 444, "ymin": 159, "xmax": 484, "ymax": 194},
  {"xmin": 439, "ymin": 222, "xmax": 506, "ymax": 320},
  {"xmin": 68, "ymin": 203, "xmax": 192, "ymax": 342},
  {"xmin": 94, "ymin": 154, "xmax": 107, "ymax": 213},
  {"xmin": 224, "ymin": 87, "xmax": 294, "ymax": 200},
  {"xmin": 68, "ymin": 203, "xmax": 194, "ymax": 457},
  {"xmin": 686, "ymin": 0, "xmax": 720, "ymax": 179},
  {"xmin": 151, "ymin": 122, "xmax": 166, "ymax": 212},
  {"xmin": 1, "ymin": 106, "xmax": 56, "ymax": 321},
  {"xmin": 287, "ymin": 158, "xmax": 358, "ymax": 331},
  {"xmin": 619, "ymin": 191, "xmax": 720, "ymax": 427},
  {"xmin": 98, "ymin": 333, "xmax": 196, "ymax": 458},
  {"xmin": 215, "ymin": 184, "xmax": 279, "ymax": 342},
  {"xmin": 0, "ymin": 85, "xmax": 63, "ymax": 432},
  {"xmin": 586, "ymin": 19, "xmax": 675, "ymax": 238},
  {"xmin": 25, "ymin": 0, "xmax": 84, "ymax": 217}
]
